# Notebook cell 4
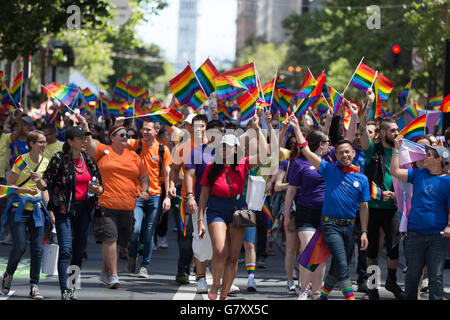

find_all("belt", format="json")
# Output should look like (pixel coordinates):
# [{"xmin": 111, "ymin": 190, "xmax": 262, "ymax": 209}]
[{"xmin": 322, "ymin": 216, "xmax": 355, "ymax": 226}]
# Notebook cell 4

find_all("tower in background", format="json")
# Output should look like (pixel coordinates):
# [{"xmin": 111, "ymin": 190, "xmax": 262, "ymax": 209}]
[{"xmin": 175, "ymin": 0, "xmax": 199, "ymax": 72}]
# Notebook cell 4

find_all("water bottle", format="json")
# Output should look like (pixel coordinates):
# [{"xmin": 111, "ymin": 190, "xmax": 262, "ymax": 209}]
[{"xmin": 87, "ymin": 176, "xmax": 97, "ymax": 197}]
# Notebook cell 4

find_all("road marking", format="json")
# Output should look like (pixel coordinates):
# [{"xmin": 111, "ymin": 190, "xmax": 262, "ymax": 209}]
[
  {"xmin": 0, "ymin": 290, "xmax": 15, "ymax": 300},
  {"xmin": 172, "ymin": 275, "xmax": 198, "ymax": 300}
]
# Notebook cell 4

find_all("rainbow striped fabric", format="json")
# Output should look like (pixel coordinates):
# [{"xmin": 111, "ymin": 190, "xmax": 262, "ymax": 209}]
[
  {"xmin": 9, "ymin": 71, "xmax": 23, "ymax": 104},
  {"xmin": 170, "ymin": 65, "xmax": 201, "ymax": 105},
  {"xmin": 42, "ymin": 83, "xmax": 79, "ymax": 108},
  {"xmin": 398, "ymin": 114, "xmax": 426, "ymax": 141},
  {"xmin": 14, "ymin": 155, "xmax": 27, "ymax": 171},
  {"xmin": 195, "ymin": 58, "xmax": 219, "ymax": 97},
  {"xmin": 371, "ymin": 181, "xmax": 382, "ymax": 200},
  {"xmin": 217, "ymin": 100, "xmax": 230, "ymax": 121},
  {"xmin": 128, "ymin": 85, "xmax": 144, "ymax": 100},
  {"xmin": 328, "ymin": 85, "xmax": 343, "ymax": 116},
  {"xmin": 0, "ymin": 185, "xmax": 17, "ymax": 199},
  {"xmin": 375, "ymin": 72, "xmax": 394, "ymax": 100},
  {"xmin": 120, "ymin": 102, "xmax": 133, "ymax": 117},
  {"xmin": 113, "ymin": 78, "xmax": 129, "ymax": 100},
  {"xmin": 370, "ymin": 76, "xmax": 383, "ymax": 119},
  {"xmin": 275, "ymin": 88, "xmax": 294, "ymax": 116},
  {"xmin": 224, "ymin": 75, "xmax": 249, "ymax": 91},
  {"xmin": 349, "ymin": 62, "xmax": 377, "ymax": 93},
  {"xmin": 262, "ymin": 198, "xmax": 274, "ymax": 230},
  {"xmin": 215, "ymin": 63, "xmax": 257, "ymax": 100},
  {"xmin": 405, "ymin": 104, "xmax": 418, "ymax": 119},
  {"xmin": 298, "ymin": 226, "xmax": 330, "ymax": 272},
  {"xmin": 124, "ymin": 73, "xmax": 133, "ymax": 85},
  {"xmin": 106, "ymin": 100, "xmax": 122, "ymax": 117},
  {"xmin": 237, "ymin": 87, "xmax": 259, "ymax": 121},
  {"xmin": 398, "ymin": 80, "xmax": 412, "ymax": 107},
  {"xmin": 146, "ymin": 108, "xmax": 183, "ymax": 127},
  {"xmin": 341, "ymin": 105, "xmax": 352, "ymax": 131},
  {"xmin": 80, "ymin": 87, "xmax": 96, "ymax": 103},
  {"xmin": 312, "ymin": 96, "xmax": 329, "ymax": 116},
  {"xmin": 179, "ymin": 197, "xmax": 186, "ymax": 236},
  {"xmin": 295, "ymin": 72, "xmax": 326, "ymax": 119},
  {"xmin": 428, "ymin": 94, "xmax": 443, "ymax": 108},
  {"xmin": 189, "ymin": 89, "xmax": 207, "ymax": 110},
  {"xmin": 299, "ymin": 69, "xmax": 315, "ymax": 92},
  {"xmin": 440, "ymin": 94, "xmax": 450, "ymax": 113}
]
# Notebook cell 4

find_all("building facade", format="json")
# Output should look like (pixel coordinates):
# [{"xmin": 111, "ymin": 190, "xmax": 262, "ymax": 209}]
[{"xmin": 175, "ymin": 0, "xmax": 199, "ymax": 72}]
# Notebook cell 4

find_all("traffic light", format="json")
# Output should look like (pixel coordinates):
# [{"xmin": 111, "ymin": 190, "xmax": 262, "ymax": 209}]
[
  {"xmin": 385, "ymin": 44, "xmax": 403, "ymax": 68},
  {"xmin": 392, "ymin": 45, "xmax": 401, "ymax": 66}
]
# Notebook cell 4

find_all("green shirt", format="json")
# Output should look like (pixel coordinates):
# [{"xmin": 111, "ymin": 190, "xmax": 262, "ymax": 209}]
[{"xmin": 365, "ymin": 140, "xmax": 396, "ymax": 210}]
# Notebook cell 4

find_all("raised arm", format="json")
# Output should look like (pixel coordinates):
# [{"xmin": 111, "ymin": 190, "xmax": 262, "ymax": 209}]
[
  {"xmin": 360, "ymin": 88, "xmax": 375, "ymax": 151},
  {"xmin": 248, "ymin": 111, "xmax": 270, "ymax": 170},
  {"xmin": 320, "ymin": 108, "xmax": 333, "ymax": 136},
  {"xmin": 289, "ymin": 114, "xmax": 321, "ymax": 170},
  {"xmin": 390, "ymin": 135, "xmax": 409, "ymax": 182},
  {"xmin": 76, "ymin": 113, "xmax": 97, "ymax": 157},
  {"xmin": 345, "ymin": 102, "xmax": 359, "ymax": 143}
]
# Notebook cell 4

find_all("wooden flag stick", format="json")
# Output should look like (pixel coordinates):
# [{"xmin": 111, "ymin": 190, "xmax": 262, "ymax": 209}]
[{"xmin": 269, "ymin": 69, "xmax": 278, "ymax": 107}]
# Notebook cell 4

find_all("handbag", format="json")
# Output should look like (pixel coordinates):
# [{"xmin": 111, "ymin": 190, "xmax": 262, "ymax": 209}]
[{"xmin": 224, "ymin": 169, "xmax": 256, "ymax": 228}]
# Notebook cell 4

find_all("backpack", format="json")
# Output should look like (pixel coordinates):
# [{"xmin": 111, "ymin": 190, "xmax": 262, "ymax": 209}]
[{"xmin": 136, "ymin": 138, "xmax": 165, "ymax": 177}]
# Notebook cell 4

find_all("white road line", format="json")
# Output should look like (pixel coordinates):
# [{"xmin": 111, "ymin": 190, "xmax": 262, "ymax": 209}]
[
  {"xmin": 0, "ymin": 290, "xmax": 15, "ymax": 300},
  {"xmin": 172, "ymin": 275, "xmax": 198, "ymax": 300}
]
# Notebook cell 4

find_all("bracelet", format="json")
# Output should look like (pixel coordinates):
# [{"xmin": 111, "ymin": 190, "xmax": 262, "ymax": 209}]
[
  {"xmin": 186, "ymin": 196, "xmax": 194, "ymax": 200},
  {"xmin": 392, "ymin": 151, "xmax": 399, "ymax": 155},
  {"xmin": 186, "ymin": 192, "xmax": 193, "ymax": 195},
  {"xmin": 297, "ymin": 141, "xmax": 308, "ymax": 147},
  {"xmin": 198, "ymin": 219, "xmax": 203, "ymax": 221},
  {"xmin": 361, "ymin": 230, "xmax": 368, "ymax": 234}
]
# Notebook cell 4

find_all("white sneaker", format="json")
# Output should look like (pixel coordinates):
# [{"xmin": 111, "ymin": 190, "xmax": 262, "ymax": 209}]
[
  {"xmin": 298, "ymin": 288, "xmax": 309, "ymax": 300},
  {"xmin": 107, "ymin": 274, "xmax": 120, "ymax": 289},
  {"xmin": 247, "ymin": 276, "xmax": 256, "ymax": 292},
  {"xmin": 311, "ymin": 292, "xmax": 321, "ymax": 300},
  {"xmin": 157, "ymin": 235, "xmax": 168, "ymax": 249},
  {"xmin": 229, "ymin": 284, "xmax": 240, "ymax": 295},
  {"xmin": 196, "ymin": 277, "xmax": 208, "ymax": 293},
  {"xmin": 286, "ymin": 280, "xmax": 297, "ymax": 296},
  {"xmin": 99, "ymin": 272, "xmax": 110, "ymax": 285},
  {"xmin": 137, "ymin": 267, "xmax": 149, "ymax": 279}
]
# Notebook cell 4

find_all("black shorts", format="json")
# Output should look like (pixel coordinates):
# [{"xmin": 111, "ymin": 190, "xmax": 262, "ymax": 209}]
[
  {"xmin": 367, "ymin": 207, "xmax": 400, "ymax": 260},
  {"xmin": 295, "ymin": 204, "xmax": 322, "ymax": 232},
  {"xmin": 94, "ymin": 207, "xmax": 134, "ymax": 247}
]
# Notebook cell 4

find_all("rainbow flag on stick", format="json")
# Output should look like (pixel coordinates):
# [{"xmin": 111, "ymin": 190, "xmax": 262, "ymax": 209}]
[
  {"xmin": 195, "ymin": 58, "xmax": 219, "ymax": 97},
  {"xmin": 275, "ymin": 88, "xmax": 294, "ymax": 116},
  {"xmin": 143, "ymin": 108, "xmax": 183, "ymax": 127},
  {"xmin": 375, "ymin": 72, "xmax": 394, "ymax": 100},
  {"xmin": 398, "ymin": 80, "xmax": 412, "ymax": 107},
  {"xmin": 42, "ymin": 83, "xmax": 79, "ymax": 111},
  {"xmin": 297, "ymin": 226, "xmax": 330, "ymax": 272},
  {"xmin": 428, "ymin": 94, "xmax": 443, "ymax": 109},
  {"xmin": 398, "ymin": 114, "xmax": 426, "ymax": 141},
  {"xmin": 14, "ymin": 155, "xmax": 27, "ymax": 171},
  {"xmin": 170, "ymin": 65, "xmax": 201, "ymax": 105},
  {"xmin": 328, "ymin": 85, "xmax": 343, "ymax": 116},
  {"xmin": 371, "ymin": 181, "xmax": 382, "ymax": 200},
  {"xmin": 295, "ymin": 72, "xmax": 326, "ymax": 119},
  {"xmin": 189, "ymin": 89, "xmax": 208, "ymax": 110},
  {"xmin": 237, "ymin": 87, "xmax": 259, "ymax": 121},
  {"xmin": 113, "ymin": 78, "xmax": 129, "ymax": 101},
  {"xmin": 405, "ymin": 104, "xmax": 418, "ymax": 119},
  {"xmin": 348, "ymin": 61, "xmax": 377, "ymax": 94},
  {"xmin": 179, "ymin": 197, "xmax": 187, "ymax": 236},
  {"xmin": 8, "ymin": 71, "xmax": 23, "ymax": 105},
  {"xmin": 215, "ymin": 63, "xmax": 257, "ymax": 100},
  {"xmin": 106, "ymin": 100, "xmax": 122, "ymax": 117},
  {"xmin": 440, "ymin": 94, "xmax": 450, "ymax": 113},
  {"xmin": 262, "ymin": 198, "xmax": 274, "ymax": 231},
  {"xmin": 0, "ymin": 185, "xmax": 18, "ymax": 199}
]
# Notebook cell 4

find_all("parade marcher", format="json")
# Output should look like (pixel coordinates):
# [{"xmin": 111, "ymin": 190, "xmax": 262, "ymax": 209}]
[
  {"xmin": 42, "ymin": 124, "xmax": 64, "ymax": 160},
  {"xmin": 390, "ymin": 136, "xmax": 450, "ymax": 300},
  {"xmin": 1, "ymin": 130, "xmax": 50, "ymax": 299},
  {"xmin": 8, "ymin": 114, "xmax": 33, "ymax": 165},
  {"xmin": 81, "ymin": 115, "xmax": 150, "ymax": 289},
  {"xmin": 36, "ymin": 126, "xmax": 103, "ymax": 300},
  {"xmin": 290, "ymin": 113, "xmax": 370, "ymax": 300},
  {"xmin": 197, "ymin": 112, "xmax": 269, "ymax": 300}
]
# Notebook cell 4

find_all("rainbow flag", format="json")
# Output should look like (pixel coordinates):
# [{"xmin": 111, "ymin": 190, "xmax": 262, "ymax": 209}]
[
  {"xmin": 113, "ymin": 78, "xmax": 129, "ymax": 101},
  {"xmin": 217, "ymin": 100, "xmax": 230, "ymax": 121},
  {"xmin": 298, "ymin": 226, "xmax": 330, "ymax": 272},
  {"xmin": 262, "ymin": 198, "xmax": 274, "ymax": 225},
  {"xmin": 308, "ymin": 108, "xmax": 320, "ymax": 128},
  {"xmin": 341, "ymin": 105, "xmax": 352, "ymax": 131},
  {"xmin": 428, "ymin": 94, "xmax": 443, "ymax": 108},
  {"xmin": 179, "ymin": 197, "xmax": 187, "ymax": 236},
  {"xmin": 8, "ymin": 71, "xmax": 23, "ymax": 104},
  {"xmin": 80, "ymin": 87, "xmax": 96, "ymax": 103},
  {"xmin": 295, "ymin": 72, "xmax": 326, "ymax": 119},
  {"xmin": 237, "ymin": 87, "xmax": 259, "ymax": 121},
  {"xmin": 97, "ymin": 92, "xmax": 107, "ymax": 117},
  {"xmin": 128, "ymin": 85, "xmax": 144, "ymax": 100},
  {"xmin": 370, "ymin": 76, "xmax": 383, "ymax": 119},
  {"xmin": 215, "ymin": 63, "xmax": 257, "ymax": 100},
  {"xmin": 371, "ymin": 181, "xmax": 382, "ymax": 200},
  {"xmin": 14, "ymin": 155, "xmax": 27, "ymax": 171},
  {"xmin": 349, "ymin": 61, "xmax": 377, "ymax": 93},
  {"xmin": 312, "ymin": 96, "xmax": 329, "ymax": 116},
  {"xmin": 42, "ymin": 83, "xmax": 79, "ymax": 108},
  {"xmin": 440, "ymin": 94, "xmax": 450, "ymax": 113},
  {"xmin": 299, "ymin": 69, "xmax": 315, "ymax": 92},
  {"xmin": 398, "ymin": 80, "xmax": 412, "ymax": 107},
  {"xmin": 262, "ymin": 80, "xmax": 274, "ymax": 104},
  {"xmin": 398, "ymin": 114, "xmax": 426, "ymax": 141},
  {"xmin": 107, "ymin": 100, "xmax": 122, "ymax": 117},
  {"xmin": 275, "ymin": 88, "xmax": 294, "ymax": 116},
  {"xmin": 146, "ymin": 108, "xmax": 183, "ymax": 127},
  {"xmin": 195, "ymin": 58, "xmax": 219, "ymax": 97},
  {"xmin": 124, "ymin": 73, "xmax": 133, "ymax": 85},
  {"xmin": 0, "ymin": 185, "xmax": 17, "ymax": 199},
  {"xmin": 120, "ymin": 102, "xmax": 133, "ymax": 117},
  {"xmin": 405, "ymin": 104, "xmax": 418, "ymax": 119},
  {"xmin": 189, "ymin": 89, "xmax": 207, "ymax": 110},
  {"xmin": 224, "ymin": 75, "xmax": 249, "ymax": 92},
  {"xmin": 376, "ymin": 72, "xmax": 394, "ymax": 100},
  {"xmin": 138, "ymin": 90, "xmax": 150, "ymax": 105},
  {"xmin": 328, "ymin": 85, "xmax": 343, "ymax": 116},
  {"xmin": 170, "ymin": 65, "xmax": 201, "ymax": 105}
]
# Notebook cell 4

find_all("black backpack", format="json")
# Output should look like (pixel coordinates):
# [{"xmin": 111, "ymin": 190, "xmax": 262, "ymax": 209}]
[{"xmin": 136, "ymin": 138, "xmax": 165, "ymax": 177}]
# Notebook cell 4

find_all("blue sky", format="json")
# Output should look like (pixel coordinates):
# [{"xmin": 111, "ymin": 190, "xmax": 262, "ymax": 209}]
[{"xmin": 136, "ymin": 0, "xmax": 237, "ymax": 69}]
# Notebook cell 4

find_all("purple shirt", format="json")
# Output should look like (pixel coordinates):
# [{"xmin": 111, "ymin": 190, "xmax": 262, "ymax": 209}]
[
  {"xmin": 186, "ymin": 144, "xmax": 216, "ymax": 202},
  {"xmin": 288, "ymin": 157, "xmax": 325, "ymax": 210}
]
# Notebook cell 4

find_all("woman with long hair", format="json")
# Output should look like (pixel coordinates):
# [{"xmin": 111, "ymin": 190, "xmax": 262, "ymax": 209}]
[
  {"xmin": 1, "ymin": 130, "xmax": 50, "ymax": 299},
  {"xmin": 197, "ymin": 114, "xmax": 268, "ymax": 300},
  {"xmin": 35, "ymin": 126, "xmax": 104, "ymax": 300}
]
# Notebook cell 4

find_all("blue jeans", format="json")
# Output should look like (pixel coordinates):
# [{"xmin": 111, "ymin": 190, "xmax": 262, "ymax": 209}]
[
  {"xmin": 173, "ymin": 197, "xmax": 193, "ymax": 275},
  {"xmin": 405, "ymin": 230, "xmax": 449, "ymax": 300},
  {"xmin": 128, "ymin": 196, "xmax": 160, "ymax": 270},
  {"xmin": 321, "ymin": 221, "xmax": 355, "ymax": 289},
  {"xmin": 6, "ymin": 208, "xmax": 44, "ymax": 285},
  {"xmin": 55, "ymin": 201, "xmax": 92, "ymax": 291}
]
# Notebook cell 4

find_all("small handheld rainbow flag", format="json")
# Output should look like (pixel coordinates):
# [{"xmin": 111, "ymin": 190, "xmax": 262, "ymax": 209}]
[
  {"xmin": 298, "ymin": 226, "xmax": 330, "ymax": 272},
  {"xmin": 14, "ymin": 155, "xmax": 27, "ymax": 171},
  {"xmin": 398, "ymin": 80, "xmax": 412, "ymax": 107},
  {"xmin": 262, "ymin": 198, "xmax": 274, "ymax": 232},
  {"xmin": 375, "ymin": 72, "xmax": 394, "ymax": 101},
  {"xmin": 170, "ymin": 65, "xmax": 201, "ymax": 105},
  {"xmin": 328, "ymin": 85, "xmax": 343, "ymax": 116},
  {"xmin": 398, "ymin": 114, "xmax": 426, "ymax": 141},
  {"xmin": 189, "ymin": 89, "xmax": 208, "ymax": 110},
  {"xmin": 371, "ymin": 181, "xmax": 382, "ymax": 200},
  {"xmin": 428, "ymin": 94, "xmax": 443, "ymax": 108},
  {"xmin": 145, "ymin": 108, "xmax": 183, "ymax": 127},
  {"xmin": 0, "ymin": 185, "xmax": 18, "ymax": 199},
  {"xmin": 215, "ymin": 63, "xmax": 257, "ymax": 100},
  {"xmin": 440, "ymin": 94, "xmax": 450, "ymax": 113},
  {"xmin": 405, "ymin": 103, "xmax": 418, "ymax": 119},
  {"xmin": 349, "ymin": 61, "xmax": 377, "ymax": 93},
  {"xmin": 237, "ymin": 87, "xmax": 259, "ymax": 121},
  {"xmin": 195, "ymin": 58, "xmax": 219, "ymax": 97},
  {"xmin": 179, "ymin": 197, "xmax": 187, "ymax": 236}
]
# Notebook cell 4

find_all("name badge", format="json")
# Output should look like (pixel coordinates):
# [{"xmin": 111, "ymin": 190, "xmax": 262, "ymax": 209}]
[
  {"xmin": 152, "ymin": 156, "xmax": 157, "ymax": 162},
  {"xmin": 310, "ymin": 166, "xmax": 315, "ymax": 170},
  {"xmin": 236, "ymin": 194, "xmax": 240, "ymax": 200},
  {"xmin": 353, "ymin": 181, "xmax": 360, "ymax": 188}
]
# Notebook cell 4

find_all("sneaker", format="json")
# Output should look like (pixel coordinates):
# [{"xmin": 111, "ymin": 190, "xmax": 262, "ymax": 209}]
[
  {"xmin": 99, "ymin": 272, "xmax": 110, "ymax": 285},
  {"xmin": 247, "ymin": 276, "xmax": 256, "ymax": 292},
  {"xmin": 286, "ymin": 280, "xmax": 297, "ymax": 296},
  {"xmin": 420, "ymin": 277, "xmax": 429, "ymax": 293},
  {"xmin": 107, "ymin": 274, "xmax": 120, "ymax": 289},
  {"xmin": 256, "ymin": 258, "xmax": 266, "ymax": 269},
  {"xmin": 357, "ymin": 281, "xmax": 369, "ymax": 293},
  {"xmin": 29, "ymin": 285, "xmax": 44, "ymax": 300},
  {"xmin": 385, "ymin": 280, "xmax": 404, "ymax": 300},
  {"xmin": 196, "ymin": 277, "xmax": 208, "ymax": 294},
  {"xmin": 127, "ymin": 258, "xmax": 136, "ymax": 274},
  {"xmin": 157, "ymin": 236, "xmax": 168, "ymax": 249},
  {"xmin": 297, "ymin": 288, "xmax": 309, "ymax": 300},
  {"xmin": 175, "ymin": 272, "xmax": 189, "ymax": 285},
  {"xmin": 137, "ymin": 267, "xmax": 149, "ymax": 279},
  {"xmin": 402, "ymin": 266, "xmax": 408, "ymax": 273},
  {"xmin": 367, "ymin": 288, "xmax": 380, "ymax": 300},
  {"xmin": 311, "ymin": 292, "xmax": 321, "ymax": 300},
  {"xmin": 1, "ymin": 234, "xmax": 12, "ymax": 245},
  {"xmin": 1, "ymin": 272, "xmax": 12, "ymax": 295},
  {"xmin": 61, "ymin": 289, "xmax": 78, "ymax": 300},
  {"xmin": 229, "ymin": 284, "xmax": 240, "ymax": 295}
]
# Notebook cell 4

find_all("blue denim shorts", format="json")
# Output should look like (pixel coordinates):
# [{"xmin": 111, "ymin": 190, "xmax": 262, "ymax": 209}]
[
  {"xmin": 244, "ymin": 226, "xmax": 256, "ymax": 243},
  {"xmin": 206, "ymin": 195, "xmax": 246, "ymax": 225}
]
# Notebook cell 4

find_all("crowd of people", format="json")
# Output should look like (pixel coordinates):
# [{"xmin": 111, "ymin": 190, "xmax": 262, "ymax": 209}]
[{"xmin": 0, "ymin": 88, "xmax": 449, "ymax": 301}]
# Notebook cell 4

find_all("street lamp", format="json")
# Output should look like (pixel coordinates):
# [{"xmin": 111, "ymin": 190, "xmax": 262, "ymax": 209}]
[{"xmin": 288, "ymin": 65, "xmax": 302, "ymax": 89}]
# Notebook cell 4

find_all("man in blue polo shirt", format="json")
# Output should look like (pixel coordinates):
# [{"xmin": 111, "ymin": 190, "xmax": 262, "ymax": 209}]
[
  {"xmin": 290, "ymin": 114, "xmax": 370, "ymax": 300},
  {"xmin": 391, "ymin": 135, "xmax": 450, "ymax": 300}
]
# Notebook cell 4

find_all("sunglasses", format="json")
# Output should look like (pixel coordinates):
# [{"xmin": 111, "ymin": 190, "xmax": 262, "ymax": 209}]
[
  {"xmin": 114, "ymin": 132, "xmax": 128, "ymax": 139},
  {"xmin": 425, "ymin": 152, "xmax": 437, "ymax": 158}
]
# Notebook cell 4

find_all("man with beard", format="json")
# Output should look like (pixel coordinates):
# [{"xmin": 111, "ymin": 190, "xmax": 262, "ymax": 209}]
[{"xmin": 361, "ymin": 117, "xmax": 404, "ymax": 300}]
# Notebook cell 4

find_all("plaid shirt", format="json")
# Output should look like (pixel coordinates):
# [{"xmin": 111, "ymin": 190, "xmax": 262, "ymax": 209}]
[{"xmin": 43, "ymin": 151, "xmax": 103, "ymax": 215}]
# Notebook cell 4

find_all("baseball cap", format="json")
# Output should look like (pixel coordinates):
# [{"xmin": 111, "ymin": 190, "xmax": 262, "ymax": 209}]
[
  {"xmin": 184, "ymin": 113, "xmax": 197, "ymax": 124},
  {"xmin": 65, "ymin": 126, "xmax": 91, "ymax": 140},
  {"xmin": 220, "ymin": 134, "xmax": 240, "ymax": 147},
  {"xmin": 425, "ymin": 145, "xmax": 450, "ymax": 167}
]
